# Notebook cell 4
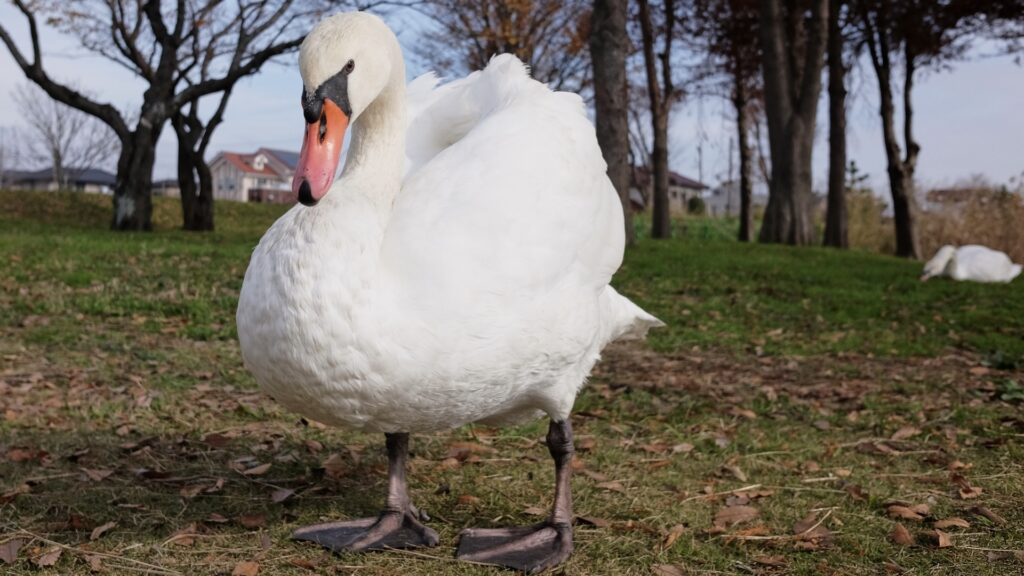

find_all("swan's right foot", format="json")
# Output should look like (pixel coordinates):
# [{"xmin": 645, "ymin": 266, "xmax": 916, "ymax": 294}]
[
  {"xmin": 293, "ymin": 432, "xmax": 438, "ymax": 553},
  {"xmin": 293, "ymin": 509, "xmax": 439, "ymax": 552}
]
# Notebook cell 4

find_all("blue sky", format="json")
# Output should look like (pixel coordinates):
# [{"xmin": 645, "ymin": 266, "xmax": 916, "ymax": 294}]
[{"xmin": 1, "ymin": 4, "xmax": 1021, "ymax": 195}]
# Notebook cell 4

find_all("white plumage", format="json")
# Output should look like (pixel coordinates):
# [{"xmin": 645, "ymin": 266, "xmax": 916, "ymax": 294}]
[
  {"xmin": 236, "ymin": 13, "xmax": 661, "ymax": 435},
  {"xmin": 921, "ymin": 244, "xmax": 1022, "ymax": 283}
]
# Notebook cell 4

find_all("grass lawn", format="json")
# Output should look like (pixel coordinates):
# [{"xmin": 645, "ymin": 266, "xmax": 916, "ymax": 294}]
[{"xmin": 1, "ymin": 191, "xmax": 1022, "ymax": 575}]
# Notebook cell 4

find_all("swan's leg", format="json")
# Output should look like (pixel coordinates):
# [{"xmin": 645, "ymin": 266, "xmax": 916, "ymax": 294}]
[
  {"xmin": 293, "ymin": 433, "xmax": 439, "ymax": 552},
  {"xmin": 456, "ymin": 419, "xmax": 574, "ymax": 573}
]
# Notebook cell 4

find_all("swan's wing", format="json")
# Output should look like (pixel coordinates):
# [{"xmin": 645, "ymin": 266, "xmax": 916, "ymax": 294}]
[
  {"xmin": 385, "ymin": 55, "xmax": 624, "ymax": 328},
  {"xmin": 956, "ymin": 245, "xmax": 1016, "ymax": 282}
]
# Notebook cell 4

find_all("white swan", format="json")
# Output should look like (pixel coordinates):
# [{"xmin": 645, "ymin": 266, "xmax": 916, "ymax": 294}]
[
  {"xmin": 920, "ymin": 245, "xmax": 1022, "ymax": 283},
  {"xmin": 236, "ymin": 12, "xmax": 661, "ymax": 572}
]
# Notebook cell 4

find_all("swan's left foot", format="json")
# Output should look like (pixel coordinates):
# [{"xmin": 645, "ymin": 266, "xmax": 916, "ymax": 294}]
[
  {"xmin": 456, "ymin": 521, "xmax": 572, "ymax": 573},
  {"xmin": 293, "ymin": 433, "xmax": 437, "ymax": 553},
  {"xmin": 293, "ymin": 509, "xmax": 439, "ymax": 551},
  {"xmin": 455, "ymin": 419, "xmax": 576, "ymax": 573}
]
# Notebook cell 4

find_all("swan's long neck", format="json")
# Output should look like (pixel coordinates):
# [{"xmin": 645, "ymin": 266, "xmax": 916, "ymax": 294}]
[{"xmin": 334, "ymin": 61, "xmax": 406, "ymax": 227}]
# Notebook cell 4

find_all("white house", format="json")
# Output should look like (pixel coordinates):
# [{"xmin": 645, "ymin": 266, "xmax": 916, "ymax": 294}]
[
  {"xmin": 630, "ymin": 166, "xmax": 708, "ymax": 213},
  {"xmin": 210, "ymin": 148, "xmax": 300, "ymax": 203}
]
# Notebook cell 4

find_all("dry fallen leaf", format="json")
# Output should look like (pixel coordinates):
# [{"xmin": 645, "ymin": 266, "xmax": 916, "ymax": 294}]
[
  {"xmin": 232, "ymin": 561, "xmax": 260, "ymax": 576},
  {"xmin": 753, "ymin": 555, "xmax": 787, "ymax": 567},
  {"xmin": 0, "ymin": 538, "xmax": 25, "ymax": 564},
  {"xmin": 271, "ymin": 488, "xmax": 295, "ymax": 504},
  {"xmin": 924, "ymin": 529, "xmax": 953, "ymax": 548},
  {"xmin": 713, "ymin": 505, "xmax": 759, "ymax": 529},
  {"xmin": 523, "ymin": 506, "xmax": 546, "ymax": 516},
  {"xmin": 457, "ymin": 494, "xmax": 481, "ymax": 506},
  {"xmin": 720, "ymin": 464, "xmax": 747, "ymax": 482},
  {"xmin": 596, "ymin": 481, "xmax": 626, "ymax": 493},
  {"xmin": 933, "ymin": 517, "xmax": 970, "ymax": 530},
  {"xmin": 968, "ymin": 506, "xmax": 1006, "ymax": 526},
  {"xmin": 33, "ymin": 547, "xmax": 62, "ymax": 567},
  {"xmin": 238, "ymin": 514, "xmax": 267, "ymax": 529},
  {"xmin": 90, "ymin": 521, "xmax": 117, "ymax": 541},
  {"xmin": 241, "ymin": 463, "xmax": 271, "ymax": 477},
  {"xmin": 81, "ymin": 468, "xmax": 114, "ymax": 482},
  {"xmin": 575, "ymin": 516, "xmax": 611, "ymax": 528},
  {"xmin": 886, "ymin": 505, "xmax": 926, "ymax": 521},
  {"xmin": 661, "ymin": 524, "xmax": 685, "ymax": 550},
  {"xmin": 890, "ymin": 523, "xmax": 914, "ymax": 546}
]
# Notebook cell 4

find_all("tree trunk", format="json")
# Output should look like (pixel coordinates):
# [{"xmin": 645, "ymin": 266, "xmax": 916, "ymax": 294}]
[
  {"xmin": 757, "ymin": 0, "xmax": 827, "ymax": 246},
  {"xmin": 111, "ymin": 126, "xmax": 159, "ymax": 231},
  {"xmin": 590, "ymin": 0, "xmax": 634, "ymax": 245},
  {"xmin": 824, "ymin": 0, "xmax": 848, "ymax": 248},
  {"xmin": 865, "ymin": 14, "xmax": 920, "ymax": 259},
  {"xmin": 734, "ymin": 77, "xmax": 753, "ymax": 243},
  {"xmin": 637, "ymin": 0, "xmax": 672, "ymax": 239},
  {"xmin": 174, "ymin": 115, "xmax": 215, "ymax": 232}
]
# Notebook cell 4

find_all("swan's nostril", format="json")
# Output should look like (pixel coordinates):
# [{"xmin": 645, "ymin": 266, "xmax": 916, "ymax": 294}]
[
  {"xmin": 298, "ymin": 180, "xmax": 318, "ymax": 207},
  {"xmin": 318, "ymin": 112, "xmax": 328, "ymax": 144}
]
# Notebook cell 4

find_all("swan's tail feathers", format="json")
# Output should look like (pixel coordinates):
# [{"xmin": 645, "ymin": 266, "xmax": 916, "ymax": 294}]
[
  {"xmin": 601, "ymin": 286, "xmax": 665, "ymax": 343},
  {"xmin": 1010, "ymin": 264, "xmax": 1022, "ymax": 282}
]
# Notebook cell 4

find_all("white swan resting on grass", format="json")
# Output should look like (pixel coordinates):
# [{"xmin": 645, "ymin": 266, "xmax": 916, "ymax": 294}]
[
  {"xmin": 920, "ymin": 245, "xmax": 1022, "ymax": 283},
  {"xmin": 235, "ymin": 11, "xmax": 661, "ymax": 573}
]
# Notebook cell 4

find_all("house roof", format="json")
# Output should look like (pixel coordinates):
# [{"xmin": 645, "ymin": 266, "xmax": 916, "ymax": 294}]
[
  {"xmin": 259, "ymin": 148, "xmax": 300, "ymax": 170},
  {"xmin": 632, "ymin": 166, "xmax": 708, "ymax": 191},
  {"xmin": 216, "ymin": 152, "xmax": 281, "ymax": 177},
  {"xmin": 8, "ymin": 167, "xmax": 116, "ymax": 185}
]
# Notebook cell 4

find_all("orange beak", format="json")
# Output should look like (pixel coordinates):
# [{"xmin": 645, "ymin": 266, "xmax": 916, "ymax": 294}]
[{"xmin": 293, "ymin": 98, "xmax": 348, "ymax": 206}]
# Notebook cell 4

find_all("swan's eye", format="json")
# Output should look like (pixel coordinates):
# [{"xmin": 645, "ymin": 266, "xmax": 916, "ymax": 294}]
[{"xmin": 343, "ymin": 60, "xmax": 355, "ymax": 74}]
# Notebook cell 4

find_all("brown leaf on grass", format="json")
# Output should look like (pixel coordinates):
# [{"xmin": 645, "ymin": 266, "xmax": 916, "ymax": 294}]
[
  {"xmin": 81, "ymin": 468, "xmax": 113, "ymax": 482},
  {"xmin": 445, "ymin": 441, "xmax": 495, "ymax": 461},
  {"xmin": 457, "ymin": 494, "xmax": 481, "ymax": 507},
  {"xmin": 958, "ymin": 486, "xmax": 983, "ymax": 499},
  {"xmin": 843, "ymin": 483, "xmax": 868, "ymax": 501},
  {"xmin": 167, "ymin": 523, "xmax": 198, "ymax": 547},
  {"xmin": 523, "ymin": 506, "xmax": 546, "ymax": 516},
  {"xmin": 753, "ymin": 555, "xmax": 787, "ymax": 567},
  {"xmin": 661, "ymin": 524, "xmax": 685, "ymax": 550},
  {"xmin": 232, "ymin": 561, "xmax": 260, "ymax": 576},
  {"xmin": 886, "ymin": 504, "xmax": 927, "ymax": 521},
  {"xmin": 890, "ymin": 523, "xmax": 914, "ymax": 546},
  {"xmin": 967, "ymin": 506, "xmax": 1007, "ymax": 526},
  {"xmin": 719, "ymin": 464, "xmax": 747, "ymax": 482},
  {"xmin": 303, "ymin": 439, "xmax": 324, "ymax": 454},
  {"xmin": 596, "ymin": 481, "xmax": 626, "ymax": 493},
  {"xmin": 206, "ymin": 513, "xmax": 229, "ymax": 524},
  {"xmin": 672, "ymin": 443, "xmax": 695, "ymax": 454},
  {"xmin": 0, "ymin": 538, "xmax": 25, "ymax": 564},
  {"xmin": 201, "ymin": 433, "xmax": 231, "ymax": 448},
  {"xmin": 933, "ymin": 517, "xmax": 970, "ymax": 530},
  {"xmin": 33, "ymin": 547, "xmax": 61, "ymax": 567},
  {"xmin": 271, "ymin": 488, "xmax": 295, "ymax": 504},
  {"xmin": 713, "ymin": 505, "xmax": 759, "ymax": 529},
  {"xmin": 180, "ymin": 484, "xmax": 206, "ymax": 499},
  {"xmin": 288, "ymin": 557, "xmax": 319, "ymax": 569},
  {"xmin": 652, "ymin": 565, "xmax": 687, "ymax": 576},
  {"xmin": 85, "ymin": 554, "xmax": 103, "ymax": 571},
  {"xmin": 7, "ymin": 447, "xmax": 46, "ymax": 462},
  {"xmin": 581, "ymin": 469, "xmax": 608, "ymax": 482},
  {"xmin": 238, "ymin": 514, "xmax": 267, "ymax": 529},
  {"xmin": 575, "ymin": 516, "xmax": 611, "ymax": 528},
  {"xmin": 90, "ymin": 521, "xmax": 117, "ymax": 541},
  {"xmin": 241, "ymin": 463, "xmax": 271, "ymax": 476},
  {"xmin": 323, "ymin": 453, "xmax": 347, "ymax": 479},
  {"xmin": 890, "ymin": 426, "xmax": 921, "ymax": 441},
  {"xmin": 576, "ymin": 436, "xmax": 596, "ymax": 452},
  {"xmin": 924, "ymin": 529, "xmax": 953, "ymax": 548}
]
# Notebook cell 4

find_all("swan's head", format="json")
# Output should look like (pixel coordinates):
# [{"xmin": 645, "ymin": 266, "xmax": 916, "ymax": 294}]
[
  {"xmin": 921, "ymin": 245, "xmax": 956, "ymax": 281},
  {"xmin": 293, "ymin": 12, "xmax": 400, "ymax": 206}
]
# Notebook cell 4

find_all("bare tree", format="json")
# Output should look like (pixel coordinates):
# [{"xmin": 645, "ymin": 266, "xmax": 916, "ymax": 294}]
[
  {"xmin": 0, "ymin": 0, "xmax": 313, "ymax": 230},
  {"xmin": 13, "ymin": 84, "xmax": 118, "ymax": 190},
  {"xmin": 855, "ymin": 0, "xmax": 988, "ymax": 259},
  {"xmin": 823, "ymin": 0, "xmax": 850, "ymax": 248},
  {"xmin": 636, "ymin": 0, "xmax": 682, "ymax": 239},
  {"xmin": 692, "ymin": 0, "xmax": 761, "ymax": 242},
  {"xmin": 757, "ymin": 0, "xmax": 828, "ymax": 245},
  {"xmin": 0, "ymin": 126, "xmax": 24, "ymax": 188},
  {"xmin": 591, "ymin": 0, "xmax": 634, "ymax": 245},
  {"xmin": 414, "ymin": 0, "xmax": 593, "ymax": 93}
]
